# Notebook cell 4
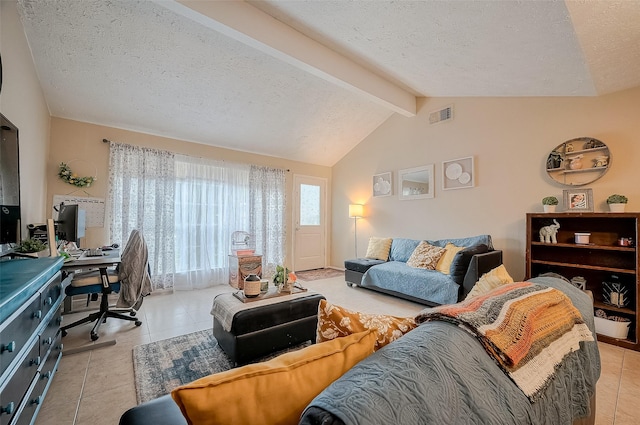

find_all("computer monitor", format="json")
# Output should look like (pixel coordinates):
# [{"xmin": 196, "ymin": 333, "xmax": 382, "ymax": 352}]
[{"xmin": 56, "ymin": 203, "xmax": 86, "ymax": 246}]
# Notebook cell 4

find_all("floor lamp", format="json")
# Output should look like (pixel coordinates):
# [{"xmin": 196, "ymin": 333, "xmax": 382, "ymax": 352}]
[{"xmin": 349, "ymin": 204, "xmax": 364, "ymax": 258}]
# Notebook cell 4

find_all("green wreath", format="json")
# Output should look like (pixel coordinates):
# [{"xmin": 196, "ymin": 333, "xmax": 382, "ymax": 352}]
[{"xmin": 58, "ymin": 162, "xmax": 97, "ymax": 187}]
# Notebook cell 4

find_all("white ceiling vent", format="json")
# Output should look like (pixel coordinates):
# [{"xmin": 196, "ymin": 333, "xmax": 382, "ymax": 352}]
[{"xmin": 429, "ymin": 105, "xmax": 453, "ymax": 125}]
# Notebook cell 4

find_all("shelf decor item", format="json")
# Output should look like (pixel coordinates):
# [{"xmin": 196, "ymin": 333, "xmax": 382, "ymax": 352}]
[
  {"xmin": 538, "ymin": 219, "xmax": 560, "ymax": 243},
  {"xmin": 607, "ymin": 194, "xmax": 628, "ymax": 212},
  {"xmin": 563, "ymin": 188, "xmax": 593, "ymax": 212},
  {"xmin": 603, "ymin": 275, "xmax": 629, "ymax": 308},
  {"xmin": 542, "ymin": 196, "xmax": 559, "ymax": 213}
]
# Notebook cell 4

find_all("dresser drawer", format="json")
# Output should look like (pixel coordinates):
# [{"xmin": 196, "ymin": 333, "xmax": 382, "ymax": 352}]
[
  {"xmin": 0, "ymin": 339, "xmax": 39, "ymax": 425},
  {"xmin": 39, "ymin": 273, "xmax": 62, "ymax": 320},
  {"xmin": 39, "ymin": 305, "xmax": 62, "ymax": 358},
  {"xmin": 0, "ymin": 295, "xmax": 41, "ymax": 378}
]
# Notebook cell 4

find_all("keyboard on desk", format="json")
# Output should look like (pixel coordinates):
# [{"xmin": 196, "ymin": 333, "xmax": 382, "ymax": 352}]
[{"xmin": 84, "ymin": 248, "xmax": 103, "ymax": 257}]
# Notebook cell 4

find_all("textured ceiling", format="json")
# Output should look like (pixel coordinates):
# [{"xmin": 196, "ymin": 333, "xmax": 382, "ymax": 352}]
[{"xmin": 15, "ymin": 0, "xmax": 640, "ymax": 166}]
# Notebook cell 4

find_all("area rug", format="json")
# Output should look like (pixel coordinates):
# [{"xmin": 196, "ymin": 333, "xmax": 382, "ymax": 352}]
[
  {"xmin": 132, "ymin": 329, "xmax": 308, "ymax": 404},
  {"xmin": 295, "ymin": 268, "xmax": 343, "ymax": 282}
]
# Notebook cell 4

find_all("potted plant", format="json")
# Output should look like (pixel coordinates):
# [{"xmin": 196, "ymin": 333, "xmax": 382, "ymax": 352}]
[
  {"xmin": 273, "ymin": 265, "xmax": 297, "ymax": 293},
  {"xmin": 607, "ymin": 194, "xmax": 628, "ymax": 212},
  {"xmin": 15, "ymin": 238, "xmax": 48, "ymax": 257},
  {"xmin": 542, "ymin": 196, "xmax": 559, "ymax": 213}
]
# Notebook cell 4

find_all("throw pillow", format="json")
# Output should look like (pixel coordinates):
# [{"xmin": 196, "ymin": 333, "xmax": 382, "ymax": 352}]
[
  {"xmin": 388, "ymin": 238, "xmax": 421, "ymax": 262},
  {"xmin": 406, "ymin": 241, "xmax": 446, "ymax": 269},
  {"xmin": 435, "ymin": 243, "xmax": 465, "ymax": 274},
  {"xmin": 317, "ymin": 299, "xmax": 417, "ymax": 350},
  {"xmin": 365, "ymin": 237, "xmax": 392, "ymax": 261},
  {"xmin": 465, "ymin": 264, "xmax": 514, "ymax": 300},
  {"xmin": 449, "ymin": 244, "xmax": 489, "ymax": 284},
  {"xmin": 171, "ymin": 330, "xmax": 377, "ymax": 425}
]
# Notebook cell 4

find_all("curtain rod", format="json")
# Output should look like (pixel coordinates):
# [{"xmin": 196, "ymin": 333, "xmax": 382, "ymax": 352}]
[{"xmin": 102, "ymin": 138, "xmax": 290, "ymax": 172}]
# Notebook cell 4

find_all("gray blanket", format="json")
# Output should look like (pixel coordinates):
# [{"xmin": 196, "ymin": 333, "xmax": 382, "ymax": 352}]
[
  {"xmin": 302, "ymin": 277, "xmax": 600, "ymax": 425},
  {"xmin": 116, "ymin": 229, "xmax": 152, "ymax": 309}
]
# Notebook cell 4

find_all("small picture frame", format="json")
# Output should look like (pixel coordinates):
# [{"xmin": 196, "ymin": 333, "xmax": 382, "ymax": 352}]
[
  {"xmin": 563, "ymin": 188, "xmax": 593, "ymax": 212},
  {"xmin": 372, "ymin": 172, "xmax": 393, "ymax": 197},
  {"xmin": 442, "ymin": 156, "xmax": 475, "ymax": 190}
]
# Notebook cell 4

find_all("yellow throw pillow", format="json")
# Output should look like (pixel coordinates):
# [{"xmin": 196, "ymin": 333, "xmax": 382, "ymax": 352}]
[
  {"xmin": 435, "ymin": 243, "xmax": 466, "ymax": 274},
  {"xmin": 317, "ymin": 299, "xmax": 417, "ymax": 350},
  {"xmin": 365, "ymin": 237, "xmax": 392, "ymax": 260},
  {"xmin": 171, "ymin": 330, "xmax": 377, "ymax": 425},
  {"xmin": 465, "ymin": 264, "xmax": 514, "ymax": 300},
  {"xmin": 406, "ymin": 241, "xmax": 446, "ymax": 269}
]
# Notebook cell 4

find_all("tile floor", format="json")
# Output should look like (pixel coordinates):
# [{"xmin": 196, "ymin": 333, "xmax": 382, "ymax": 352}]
[{"xmin": 33, "ymin": 276, "xmax": 638, "ymax": 425}]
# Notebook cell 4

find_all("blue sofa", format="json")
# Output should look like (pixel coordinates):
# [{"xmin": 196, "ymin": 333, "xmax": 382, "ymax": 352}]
[{"xmin": 345, "ymin": 235, "xmax": 502, "ymax": 306}]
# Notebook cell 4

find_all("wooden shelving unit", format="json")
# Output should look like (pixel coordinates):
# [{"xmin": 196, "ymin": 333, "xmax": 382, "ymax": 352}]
[{"xmin": 526, "ymin": 212, "xmax": 640, "ymax": 351}]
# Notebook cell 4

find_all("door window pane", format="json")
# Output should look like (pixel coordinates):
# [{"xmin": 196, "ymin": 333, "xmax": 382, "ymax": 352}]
[{"xmin": 300, "ymin": 184, "xmax": 320, "ymax": 226}]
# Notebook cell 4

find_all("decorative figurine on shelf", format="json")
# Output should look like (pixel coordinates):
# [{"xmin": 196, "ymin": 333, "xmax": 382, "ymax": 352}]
[
  {"xmin": 570, "ymin": 276, "xmax": 587, "ymax": 291},
  {"xmin": 603, "ymin": 275, "xmax": 629, "ymax": 308},
  {"xmin": 539, "ymin": 219, "xmax": 560, "ymax": 244},
  {"xmin": 568, "ymin": 155, "xmax": 584, "ymax": 170},
  {"xmin": 593, "ymin": 156, "xmax": 609, "ymax": 168},
  {"xmin": 546, "ymin": 152, "xmax": 563, "ymax": 170}
]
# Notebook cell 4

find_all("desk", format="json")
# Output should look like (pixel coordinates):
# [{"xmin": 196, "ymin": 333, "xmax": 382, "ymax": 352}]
[
  {"xmin": 62, "ymin": 249, "xmax": 121, "ymax": 313},
  {"xmin": 61, "ymin": 249, "xmax": 121, "ymax": 272}
]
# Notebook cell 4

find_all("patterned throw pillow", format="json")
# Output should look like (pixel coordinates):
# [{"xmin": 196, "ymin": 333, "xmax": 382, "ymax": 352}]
[
  {"xmin": 465, "ymin": 264, "xmax": 514, "ymax": 300},
  {"xmin": 406, "ymin": 241, "xmax": 446, "ymax": 269},
  {"xmin": 365, "ymin": 237, "xmax": 393, "ymax": 260},
  {"xmin": 317, "ymin": 299, "xmax": 417, "ymax": 351}
]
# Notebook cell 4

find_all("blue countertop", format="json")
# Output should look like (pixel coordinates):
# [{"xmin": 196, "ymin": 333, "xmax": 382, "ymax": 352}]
[{"xmin": 0, "ymin": 257, "xmax": 64, "ymax": 323}]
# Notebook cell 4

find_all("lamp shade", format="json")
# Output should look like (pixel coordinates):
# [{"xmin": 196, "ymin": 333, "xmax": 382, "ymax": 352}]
[{"xmin": 349, "ymin": 204, "xmax": 364, "ymax": 218}]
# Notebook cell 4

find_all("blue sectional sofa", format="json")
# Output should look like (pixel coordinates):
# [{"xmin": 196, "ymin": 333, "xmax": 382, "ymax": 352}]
[{"xmin": 344, "ymin": 235, "xmax": 502, "ymax": 306}]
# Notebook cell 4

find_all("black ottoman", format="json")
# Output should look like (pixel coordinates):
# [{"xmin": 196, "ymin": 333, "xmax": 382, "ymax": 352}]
[
  {"xmin": 344, "ymin": 258, "xmax": 386, "ymax": 286},
  {"xmin": 211, "ymin": 291, "xmax": 325, "ymax": 365}
]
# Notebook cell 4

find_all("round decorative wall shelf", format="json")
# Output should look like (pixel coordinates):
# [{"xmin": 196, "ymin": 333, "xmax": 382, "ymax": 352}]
[{"xmin": 546, "ymin": 137, "xmax": 610, "ymax": 186}]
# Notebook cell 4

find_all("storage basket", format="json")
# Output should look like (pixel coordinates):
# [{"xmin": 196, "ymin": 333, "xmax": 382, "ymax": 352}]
[{"xmin": 594, "ymin": 316, "xmax": 630, "ymax": 339}]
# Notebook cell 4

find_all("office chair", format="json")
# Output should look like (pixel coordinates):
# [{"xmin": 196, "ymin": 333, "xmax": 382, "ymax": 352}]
[{"xmin": 61, "ymin": 229, "xmax": 152, "ymax": 341}]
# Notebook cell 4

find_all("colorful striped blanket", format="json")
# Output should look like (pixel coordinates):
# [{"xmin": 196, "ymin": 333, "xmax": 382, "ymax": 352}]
[{"xmin": 416, "ymin": 282, "xmax": 594, "ymax": 400}]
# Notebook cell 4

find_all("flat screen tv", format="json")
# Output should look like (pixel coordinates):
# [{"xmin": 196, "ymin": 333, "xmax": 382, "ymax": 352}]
[{"xmin": 0, "ymin": 113, "xmax": 20, "ymax": 256}]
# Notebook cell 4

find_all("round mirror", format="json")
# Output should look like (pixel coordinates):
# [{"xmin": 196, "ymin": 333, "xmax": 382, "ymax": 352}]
[{"xmin": 546, "ymin": 137, "xmax": 610, "ymax": 186}]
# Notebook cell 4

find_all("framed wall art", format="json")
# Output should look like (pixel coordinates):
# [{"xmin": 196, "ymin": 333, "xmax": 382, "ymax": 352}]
[
  {"xmin": 372, "ymin": 172, "xmax": 393, "ymax": 197},
  {"xmin": 563, "ymin": 188, "xmax": 593, "ymax": 212},
  {"xmin": 398, "ymin": 165, "xmax": 434, "ymax": 200},
  {"xmin": 442, "ymin": 156, "xmax": 475, "ymax": 190}
]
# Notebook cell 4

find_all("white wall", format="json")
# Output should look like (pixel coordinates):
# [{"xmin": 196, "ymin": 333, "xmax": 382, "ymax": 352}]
[
  {"xmin": 1, "ymin": 1, "xmax": 51, "ymax": 234},
  {"xmin": 331, "ymin": 88, "xmax": 640, "ymax": 280}
]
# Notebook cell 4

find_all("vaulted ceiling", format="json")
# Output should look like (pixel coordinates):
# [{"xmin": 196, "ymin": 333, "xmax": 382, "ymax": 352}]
[{"xmin": 16, "ymin": 0, "xmax": 640, "ymax": 166}]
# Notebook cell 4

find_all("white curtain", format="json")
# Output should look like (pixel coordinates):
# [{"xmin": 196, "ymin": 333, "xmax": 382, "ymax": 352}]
[
  {"xmin": 108, "ymin": 142, "xmax": 175, "ymax": 291},
  {"xmin": 173, "ymin": 155, "xmax": 250, "ymax": 290},
  {"xmin": 249, "ymin": 166, "xmax": 286, "ymax": 279},
  {"xmin": 108, "ymin": 145, "xmax": 286, "ymax": 291}
]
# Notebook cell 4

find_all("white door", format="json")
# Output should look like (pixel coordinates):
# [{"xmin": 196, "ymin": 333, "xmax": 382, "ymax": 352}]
[{"xmin": 293, "ymin": 175, "xmax": 327, "ymax": 271}]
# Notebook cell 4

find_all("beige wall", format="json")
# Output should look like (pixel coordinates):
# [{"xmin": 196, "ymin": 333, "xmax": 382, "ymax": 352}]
[
  {"xmin": 1, "ymin": 1, "xmax": 51, "ymax": 235},
  {"xmin": 331, "ymin": 87, "xmax": 640, "ymax": 280},
  {"xmin": 47, "ymin": 118, "xmax": 332, "ymax": 265}
]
